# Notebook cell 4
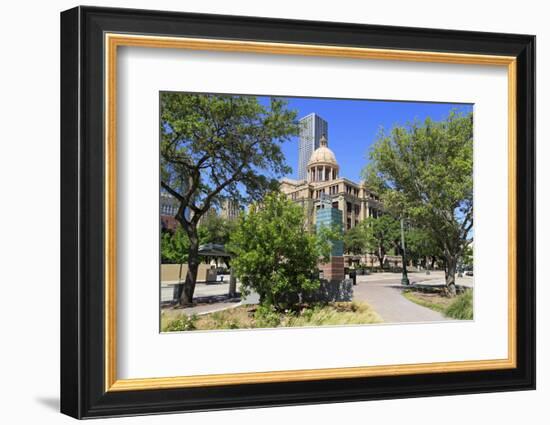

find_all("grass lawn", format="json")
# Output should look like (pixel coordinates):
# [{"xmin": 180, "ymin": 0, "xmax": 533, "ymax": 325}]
[
  {"xmin": 161, "ymin": 301, "xmax": 382, "ymax": 332},
  {"xmin": 403, "ymin": 289, "xmax": 473, "ymax": 320}
]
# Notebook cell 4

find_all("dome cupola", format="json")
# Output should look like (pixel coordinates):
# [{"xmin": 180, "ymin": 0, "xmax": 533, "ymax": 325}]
[{"xmin": 307, "ymin": 134, "xmax": 339, "ymax": 183}]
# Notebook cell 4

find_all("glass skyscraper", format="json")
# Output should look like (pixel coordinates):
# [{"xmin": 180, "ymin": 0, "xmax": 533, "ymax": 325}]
[{"xmin": 297, "ymin": 113, "xmax": 328, "ymax": 180}]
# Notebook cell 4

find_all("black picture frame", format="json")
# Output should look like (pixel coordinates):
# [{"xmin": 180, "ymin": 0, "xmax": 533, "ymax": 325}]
[{"xmin": 61, "ymin": 5, "xmax": 535, "ymax": 419}]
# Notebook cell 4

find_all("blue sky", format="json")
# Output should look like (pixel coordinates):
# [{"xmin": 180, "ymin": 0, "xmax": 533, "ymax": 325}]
[{"xmin": 259, "ymin": 96, "xmax": 473, "ymax": 182}]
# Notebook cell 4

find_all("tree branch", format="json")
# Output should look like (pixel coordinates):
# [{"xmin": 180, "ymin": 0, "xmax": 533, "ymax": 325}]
[{"xmin": 160, "ymin": 181, "xmax": 184, "ymax": 203}]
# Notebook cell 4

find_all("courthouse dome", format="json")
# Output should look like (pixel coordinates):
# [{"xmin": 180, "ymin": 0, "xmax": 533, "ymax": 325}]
[{"xmin": 308, "ymin": 135, "xmax": 338, "ymax": 166}]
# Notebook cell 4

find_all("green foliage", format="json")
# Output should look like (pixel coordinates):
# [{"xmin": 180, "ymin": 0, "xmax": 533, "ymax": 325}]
[
  {"xmin": 460, "ymin": 244, "xmax": 474, "ymax": 268},
  {"xmin": 228, "ymin": 192, "xmax": 321, "ymax": 311},
  {"xmin": 160, "ymin": 93, "xmax": 300, "ymax": 304},
  {"xmin": 253, "ymin": 305, "xmax": 282, "ymax": 328},
  {"xmin": 363, "ymin": 215, "xmax": 400, "ymax": 268},
  {"xmin": 343, "ymin": 225, "xmax": 367, "ymax": 255},
  {"xmin": 208, "ymin": 311, "xmax": 241, "ymax": 329},
  {"xmin": 163, "ymin": 314, "xmax": 198, "ymax": 332},
  {"xmin": 403, "ymin": 288, "xmax": 473, "ymax": 320},
  {"xmin": 160, "ymin": 93, "xmax": 299, "ymax": 212},
  {"xmin": 197, "ymin": 214, "xmax": 237, "ymax": 246},
  {"xmin": 161, "ymin": 226, "xmax": 189, "ymax": 264},
  {"xmin": 404, "ymin": 226, "xmax": 441, "ymax": 266},
  {"xmin": 364, "ymin": 111, "xmax": 473, "ymax": 286},
  {"xmin": 162, "ymin": 302, "xmax": 382, "ymax": 332},
  {"xmin": 445, "ymin": 289, "xmax": 473, "ymax": 320}
]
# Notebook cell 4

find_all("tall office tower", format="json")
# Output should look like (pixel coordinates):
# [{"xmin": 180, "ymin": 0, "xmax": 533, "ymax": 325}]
[{"xmin": 297, "ymin": 113, "xmax": 328, "ymax": 180}]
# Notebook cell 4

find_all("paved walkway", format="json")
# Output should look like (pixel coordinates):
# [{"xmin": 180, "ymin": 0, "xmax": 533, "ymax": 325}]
[
  {"xmin": 161, "ymin": 280, "xmax": 244, "ymax": 315},
  {"xmin": 161, "ymin": 279, "xmax": 234, "ymax": 303},
  {"xmin": 353, "ymin": 274, "xmax": 450, "ymax": 323},
  {"xmin": 168, "ymin": 298, "xmax": 242, "ymax": 316},
  {"xmin": 162, "ymin": 271, "xmax": 471, "ymax": 322}
]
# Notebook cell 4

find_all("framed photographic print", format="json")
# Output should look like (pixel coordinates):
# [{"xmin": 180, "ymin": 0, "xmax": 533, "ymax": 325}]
[{"xmin": 60, "ymin": 6, "xmax": 535, "ymax": 419}]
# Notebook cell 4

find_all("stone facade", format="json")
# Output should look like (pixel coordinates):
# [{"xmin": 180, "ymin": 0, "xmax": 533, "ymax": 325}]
[{"xmin": 280, "ymin": 134, "xmax": 383, "ymax": 232}]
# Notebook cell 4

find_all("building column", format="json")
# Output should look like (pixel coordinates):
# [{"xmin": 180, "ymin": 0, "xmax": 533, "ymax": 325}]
[{"xmin": 338, "ymin": 197, "xmax": 345, "ymax": 226}]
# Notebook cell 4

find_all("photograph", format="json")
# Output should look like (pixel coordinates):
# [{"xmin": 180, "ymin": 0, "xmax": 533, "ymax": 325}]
[
  {"xmin": 159, "ymin": 93, "xmax": 474, "ymax": 332},
  {"xmin": 57, "ymin": 4, "xmax": 536, "ymax": 419}
]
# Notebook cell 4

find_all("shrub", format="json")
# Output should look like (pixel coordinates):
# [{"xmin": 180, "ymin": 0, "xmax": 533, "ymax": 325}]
[
  {"xmin": 163, "ymin": 314, "xmax": 198, "ymax": 331},
  {"xmin": 228, "ymin": 192, "xmax": 323, "ymax": 311},
  {"xmin": 445, "ymin": 289, "xmax": 473, "ymax": 320},
  {"xmin": 208, "ymin": 311, "xmax": 243, "ymax": 329},
  {"xmin": 254, "ymin": 305, "xmax": 281, "ymax": 328}
]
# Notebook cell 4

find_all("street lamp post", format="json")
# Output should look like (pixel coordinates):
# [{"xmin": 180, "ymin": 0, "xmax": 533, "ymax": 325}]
[{"xmin": 400, "ymin": 218, "xmax": 410, "ymax": 286}]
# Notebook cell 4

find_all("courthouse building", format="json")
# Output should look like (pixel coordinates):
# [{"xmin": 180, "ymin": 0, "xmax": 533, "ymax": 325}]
[
  {"xmin": 280, "ymin": 134, "xmax": 383, "ymax": 231},
  {"xmin": 280, "ymin": 132, "xmax": 402, "ymax": 267}
]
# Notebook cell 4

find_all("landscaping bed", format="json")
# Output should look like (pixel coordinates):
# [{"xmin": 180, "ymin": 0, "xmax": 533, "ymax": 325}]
[{"xmin": 162, "ymin": 301, "xmax": 382, "ymax": 332}]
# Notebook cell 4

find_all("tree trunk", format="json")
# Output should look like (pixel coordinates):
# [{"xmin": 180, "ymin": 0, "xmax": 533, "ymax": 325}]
[
  {"xmin": 378, "ymin": 246, "xmax": 385, "ymax": 270},
  {"xmin": 180, "ymin": 230, "xmax": 200, "ymax": 306},
  {"xmin": 228, "ymin": 271, "xmax": 237, "ymax": 298},
  {"xmin": 178, "ymin": 262, "xmax": 183, "ymax": 283},
  {"xmin": 445, "ymin": 255, "xmax": 458, "ymax": 296}
]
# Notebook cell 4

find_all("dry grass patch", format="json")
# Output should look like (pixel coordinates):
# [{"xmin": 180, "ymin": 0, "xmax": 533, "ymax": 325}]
[{"xmin": 161, "ymin": 301, "xmax": 382, "ymax": 332}]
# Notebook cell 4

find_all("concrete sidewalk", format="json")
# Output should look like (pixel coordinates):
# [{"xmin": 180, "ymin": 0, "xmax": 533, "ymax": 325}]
[
  {"xmin": 162, "ymin": 271, "xmax": 470, "ymax": 321},
  {"xmin": 353, "ymin": 274, "xmax": 451, "ymax": 323},
  {"xmin": 161, "ymin": 279, "xmax": 237, "ymax": 303},
  {"xmin": 161, "ymin": 280, "xmax": 253, "ymax": 316}
]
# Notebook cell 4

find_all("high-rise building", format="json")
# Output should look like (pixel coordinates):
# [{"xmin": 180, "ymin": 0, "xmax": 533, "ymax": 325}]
[
  {"xmin": 297, "ymin": 113, "xmax": 328, "ymax": 180},
  {"xmin": 220, "ymin": 199, "xmax": 243, "ymax": 221}
]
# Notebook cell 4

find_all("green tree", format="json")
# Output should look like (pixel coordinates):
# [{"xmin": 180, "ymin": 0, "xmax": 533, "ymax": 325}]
[
  {"xmin": 461, "ymin": 244, "xmax": 474, "ymax": 269},
  {"xmin": 364, "ymin": 111, "xmax": 473, "ymax": 294},
  {"xmin": 161, "ymin": 226, "xmax": 190, "ymax": 283},
  {"xmin": 228, "ymin": 192, "xmax": 325, "ymax": 311},
  {"xmin": 198, "ymin": 214, "xmax": 238, "ymax": 246},
  {"xmin": 404, "ymin": 227, "xmax": 440, "ymax": 268},
  {"xmin": 363, "ymin": 215, "xmax": 400, "ymax": 270},
  {"xmin": 160, "ymin": 93, "xmax": 298, "ymax": 305},
  {"xmin": 343, "ymin": 225, "xmax": 367, "ymax": 255}
]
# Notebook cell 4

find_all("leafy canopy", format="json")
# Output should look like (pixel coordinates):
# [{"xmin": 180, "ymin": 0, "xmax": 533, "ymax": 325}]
[
  {"xmin": 343, "ymin": 225, "xmax": 367, "ymax": 255},
  {"xmin": 363, "ymin": 215, "xmax": 400, "ymax": 262},
  {"xmin": 364, "ymin": 111, "xmax": 473, "ymax": 263},
  {"xmin": 197, "ymin": 214, "xmax": 238, "ymax": 246},
  {"xmin": 404, "ymin": 226, "xmax": 441, "ymax": 265},
  {"xmin": 161, "ymin": 226, "xmax": 189, "ymax": 264},
  {"xmin": 160, "ymin": 93, "xmax": 299, "ymax": 224}
]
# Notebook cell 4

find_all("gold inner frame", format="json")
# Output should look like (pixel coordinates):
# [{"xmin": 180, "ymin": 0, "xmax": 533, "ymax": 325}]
[{"xmin": 104, "ymin": 33, "xmax": 517, "ymax": 392}]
